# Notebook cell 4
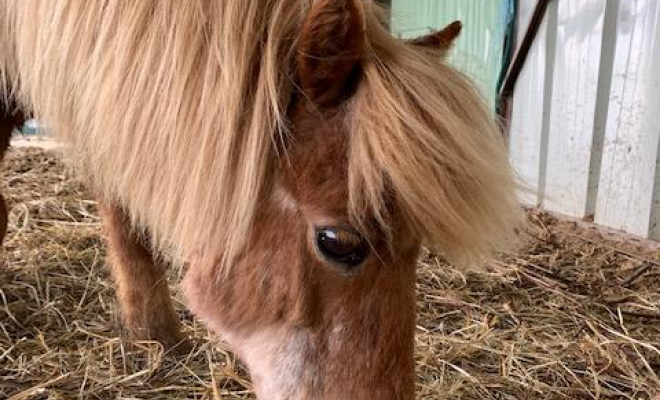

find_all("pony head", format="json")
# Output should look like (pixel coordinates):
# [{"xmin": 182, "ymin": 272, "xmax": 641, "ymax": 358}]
[
  {"xmin": 0, "ymin": 0, "xmax": 519, "ymax": 397},
  {"xmin": 183, "ymin": 1, "xmax": 520, "ymax": 399}
]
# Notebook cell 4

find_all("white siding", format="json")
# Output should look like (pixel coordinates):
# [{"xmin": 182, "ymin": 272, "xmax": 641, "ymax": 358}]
[
  {"xmin": 508, "ymin": 1, "xmax": 557, "ymax": 205},
  {"xmin": 510, "ymin": 0, "xmax": 660, "ymax": 241},
  {"xmin": 595, "ymin": 0, "xmax": 660, "ymax": 239},
  {"xmin": 542, "ymin": 0, "xmax": 609, "ymax": 217}
]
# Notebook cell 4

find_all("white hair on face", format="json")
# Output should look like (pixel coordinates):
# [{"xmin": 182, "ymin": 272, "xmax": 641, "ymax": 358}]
[
  {"xmin": 221, "ymin": 326, "xmax": 319, "ymax": 400},
  {"xmin": 273, "ymin": 185, "xmax": 299, "ymax": 212}
]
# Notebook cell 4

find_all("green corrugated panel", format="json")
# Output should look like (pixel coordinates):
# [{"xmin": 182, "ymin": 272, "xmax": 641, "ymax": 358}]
[{"xmin": 391, "ymin": 0, "xmax": 508, "ymax": 107}]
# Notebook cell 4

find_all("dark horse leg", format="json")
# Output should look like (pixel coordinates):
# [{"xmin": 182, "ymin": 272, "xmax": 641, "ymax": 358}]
[
  {"xmin": 100, "ymin": 203, "xmax": 191, "ymax": 354},
  {"xmin": 0, "ymin": 99, "xmax": 23, "ymax": 244}
]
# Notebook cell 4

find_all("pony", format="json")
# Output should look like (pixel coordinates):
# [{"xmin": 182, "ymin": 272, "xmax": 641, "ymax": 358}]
[{"xmin": 0, "ymin": 1, "xmax": 521, "ymax": 399}]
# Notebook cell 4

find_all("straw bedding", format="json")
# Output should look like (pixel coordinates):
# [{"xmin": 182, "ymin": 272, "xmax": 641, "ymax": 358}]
[{"xmin": 0, "ymin": 147, "xmax": 658, "ymax": 399}]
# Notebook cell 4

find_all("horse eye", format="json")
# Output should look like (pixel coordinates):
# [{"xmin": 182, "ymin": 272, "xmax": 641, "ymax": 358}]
[{"xmin": 315, "ymin": 227, "xmax": 369, "ymax": 268}]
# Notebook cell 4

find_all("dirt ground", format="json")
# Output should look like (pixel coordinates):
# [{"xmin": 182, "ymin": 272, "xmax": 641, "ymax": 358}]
[{"xmin": 0, "ymin": 147, "xmax": 659, "ymax": 400}]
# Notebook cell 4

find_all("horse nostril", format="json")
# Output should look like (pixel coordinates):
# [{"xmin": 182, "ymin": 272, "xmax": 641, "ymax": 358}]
[{"xmin": 315, "ymin": 226, "xmax": 369, "ymax": 268}]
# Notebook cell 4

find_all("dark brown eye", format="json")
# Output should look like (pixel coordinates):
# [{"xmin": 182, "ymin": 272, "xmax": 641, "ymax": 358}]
[{"xmin": 315, "ymin": 227, "xmax": 369, "ymax": 268}]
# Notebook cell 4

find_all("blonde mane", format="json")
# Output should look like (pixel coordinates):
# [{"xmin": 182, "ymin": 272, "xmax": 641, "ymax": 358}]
[
  {"xmin": 0, "ymin": 0, "xmax": 520, "ymax": 270},
  {"xmin": 351, "ymin": 9, "xmax": 521, "ymax": 263}
]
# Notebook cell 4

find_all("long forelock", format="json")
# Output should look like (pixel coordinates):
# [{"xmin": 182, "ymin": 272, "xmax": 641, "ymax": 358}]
[
  {"xmin": 348, "ymin": 15, "xmax": 522, "ymax": 265},
  {"xmin": 0, "ymin": 0, "xmax": 321, "ymax": 272}
]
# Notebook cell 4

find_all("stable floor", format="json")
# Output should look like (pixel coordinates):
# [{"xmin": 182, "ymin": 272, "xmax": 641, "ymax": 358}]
[{"xmin": 1, "ymin": 147, "xmax": 659, "ymax": 400}]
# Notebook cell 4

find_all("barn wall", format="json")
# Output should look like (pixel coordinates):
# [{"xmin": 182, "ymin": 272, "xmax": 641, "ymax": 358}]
[
  {"xmin": 508, "ymin": 0, "xmax": 557, "ymax": 205},
  {"xmin": 595, "ymin": 0, "xmax": 660, "ymax": 239},
  {"xmin": 510, "ymin": 0, "xmax": 660, "ymax": 241}
]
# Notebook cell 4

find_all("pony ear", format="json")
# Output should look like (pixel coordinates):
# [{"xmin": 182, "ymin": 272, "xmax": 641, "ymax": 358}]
[
  {"xmin": 296, "ymin": 0, "xmax": 366, "ymax": 107},
  {"xmin": 409, "ymin": 21, "xmax": 462, "ymax": 52}
]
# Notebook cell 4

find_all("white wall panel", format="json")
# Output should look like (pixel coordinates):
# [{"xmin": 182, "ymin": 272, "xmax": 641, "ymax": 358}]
[
  {"xmin": 543, "ymin": 0, "xmax": 609, "ymax": 218},
  {"xmin": 508, "ymin": 0, "xmax": 660, "ymax": 241},
  {"xmin": 508, "ymin": 1, "xmax": 557, "ymax": 205},
  {"xmin": 595, "ymin": 0, "xmax": 660, "ymax": 239}
]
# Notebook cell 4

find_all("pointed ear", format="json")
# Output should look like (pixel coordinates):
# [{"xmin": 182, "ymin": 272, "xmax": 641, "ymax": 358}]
[
  {"xmin": 296, "ymin": 0, "xmax": 366, "ymax": 107},
  {"xmin": 409, "ymin": 21, "xmax": 462, "ymax": 52}
]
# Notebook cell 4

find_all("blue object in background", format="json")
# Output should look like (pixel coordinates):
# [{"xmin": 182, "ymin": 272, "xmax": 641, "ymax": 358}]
[{"xmin": 20, "ymin": 119, "xmax": 41, "ymax": 135}]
